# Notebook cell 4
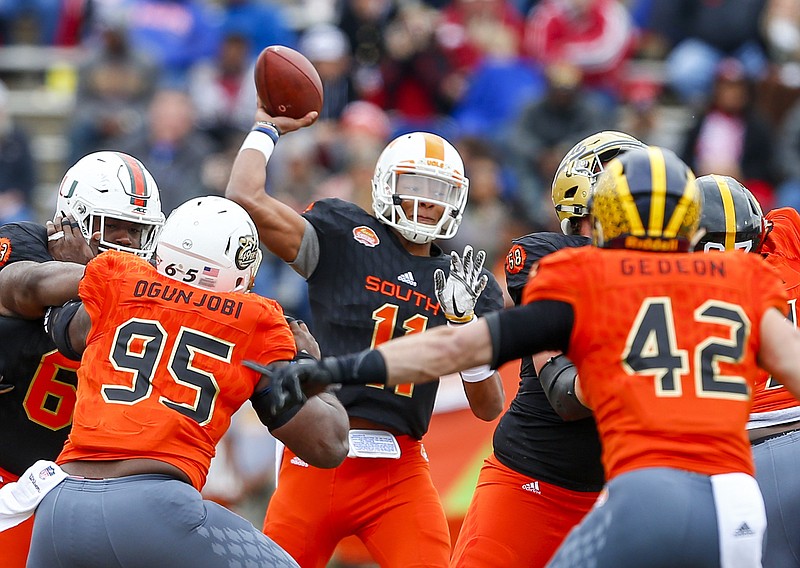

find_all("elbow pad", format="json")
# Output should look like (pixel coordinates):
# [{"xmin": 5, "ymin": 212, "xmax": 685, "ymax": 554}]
[
  {"xmin": 43, "ymin": 300, "xmax": 83, "ymax": 362},
  {"xmin": 538, "ymin": 354, "xmax": 592, "ymax": 422}
]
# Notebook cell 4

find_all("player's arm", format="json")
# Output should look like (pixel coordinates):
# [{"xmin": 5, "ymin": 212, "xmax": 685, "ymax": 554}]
[
  {"xmin": 758, "ymin": 307, "xmax": 800, "ymax": 401},
  {"xmin": 225, "ymin": 106, "xmax": 318, "ymax": 265},
  {"xmin": 270, "ymin": 391, "xmax": 349, "ymax": 469},
  {"xmin": 0, "ymin": 261, "xmax": 85, "ymax": 319},
  {"xmin": 260, "ymin": 301, "xmax": 574, "ymax": 393},
  {"xmin": 44, "ymin": 300, "xmax": 90, "ymax": 361},
  {"xmin": 248, "ymin": 359, "xmax": 349, "ymax": 468},
  {"xmin": 535, "ymin": 352, "xmax": 592, "ymax": 420}
]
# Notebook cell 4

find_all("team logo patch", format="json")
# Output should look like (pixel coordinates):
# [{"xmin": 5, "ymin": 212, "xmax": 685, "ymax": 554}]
[
  {"xmin": 235, "ymin": 235, "xmax": 260, "ymax": 269},
  {"xmin": 353, "ymin": 226, "xmax": 380, "ymax": 247},
  {"xmin": 505, "ymin": 244, "xmax": 527, "ymax": 275},
  {"xmin": 0, "ymin": 237, "xmax": 11, "ymax": 268}
]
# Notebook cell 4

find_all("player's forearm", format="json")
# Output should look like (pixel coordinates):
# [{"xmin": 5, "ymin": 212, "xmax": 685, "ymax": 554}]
[
  {"xmin": 463, "ymin": 373, "xmax": 505, "ymax": 421},
  {"xmin": 378, "ymin": 320, "xmax": 495, "ymax": 386},
  {"xmin": 225, "ymin": 149, "xmax": 305, "ymax": 263},
  {"xmin": 273, "ymin": 392, "xmax": 349, "ymax": 468},
  {"xmin": 759, "ymin": 308, "xmax": 800, "ymax": 402},
  {"xmin": 0, "ymin": 261, "xmax": 84, "ymax": 318}
]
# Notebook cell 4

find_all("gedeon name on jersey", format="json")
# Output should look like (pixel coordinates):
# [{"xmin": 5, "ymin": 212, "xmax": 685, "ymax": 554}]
[{"xmin": 132, "ymin": 279, "xmax": 245, "ymax": 318}]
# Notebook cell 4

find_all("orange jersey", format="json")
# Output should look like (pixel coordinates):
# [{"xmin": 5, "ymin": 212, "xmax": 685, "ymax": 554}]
[
  {"xmin": 751, "ymin": 207, "xmax": 800, "ymax": 414},
  {"xmin": 58, "ymin": 251, "xmax": 295, "ymax": 490},
  {"xmin": 522, "ymin": 247, "xmax": 786, "ymax": 480}
]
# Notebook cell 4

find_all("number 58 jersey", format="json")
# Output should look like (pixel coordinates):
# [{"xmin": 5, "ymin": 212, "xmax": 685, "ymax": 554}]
[
  {"xmin": 303, "ymin": 199, "xmax": 504, "ymax": 439},
  {"xmin": 523, "ymin": 247, "xmax": 787, "ymax": 481}
]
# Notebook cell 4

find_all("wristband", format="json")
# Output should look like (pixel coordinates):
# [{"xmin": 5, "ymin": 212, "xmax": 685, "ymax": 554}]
[
  {"xmin": 240, "ymin": 129, "xmax": 276, "ymax": 162},
  {"xmin": 459, "ymin": 364, "xmax": 494, "ymax": 383},
  {"xmin": 254, "ymin": 121, "xmax": 281, "ymax": 142}
]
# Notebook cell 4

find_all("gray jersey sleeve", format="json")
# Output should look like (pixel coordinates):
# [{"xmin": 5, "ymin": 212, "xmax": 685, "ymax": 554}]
[{"xmin": 289, "ymin": 218, "xmax": 320, "ymax": 279}]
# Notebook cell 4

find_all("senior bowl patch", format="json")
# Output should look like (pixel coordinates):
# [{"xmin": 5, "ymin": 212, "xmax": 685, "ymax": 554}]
[{"xmin": 353, "ymin": 226, "xmax": 380, "ymax": 247}]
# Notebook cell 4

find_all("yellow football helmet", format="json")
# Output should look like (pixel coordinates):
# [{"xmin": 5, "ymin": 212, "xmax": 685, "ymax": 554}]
[
  {"xmin": 591, "ymin": 147, "xmax": 701, "ymax": 252},
  {"xmin": 552, "ymin": 131, "xmax": 645, "ymax": 235}
]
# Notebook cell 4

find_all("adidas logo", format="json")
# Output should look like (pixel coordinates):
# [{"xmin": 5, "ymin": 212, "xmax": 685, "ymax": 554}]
[
  {"xmin": 521, "ymin": 481, "xmax": 541, "ymax": 494},
  {"xmin": 734, "ymin": 522, "xmax": 755, "ymax": 537},
  {"xmin": 397, "ymin": 271, "xmax": 417, "ymax": 287},
  {"xmin": 290, "ymin": 456, "xmax": 309, "ymax": 468}
]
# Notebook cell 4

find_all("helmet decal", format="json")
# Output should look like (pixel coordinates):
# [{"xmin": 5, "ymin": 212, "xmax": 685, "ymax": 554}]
[{"xmin": 235, "ymin": 235, "xmax": 260, "ymax": 270}]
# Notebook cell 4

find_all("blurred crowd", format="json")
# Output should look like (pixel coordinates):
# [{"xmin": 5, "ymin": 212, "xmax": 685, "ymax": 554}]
[{"xmin": 4, "ymin": 0, "xmax": 800, "ymax": 543}]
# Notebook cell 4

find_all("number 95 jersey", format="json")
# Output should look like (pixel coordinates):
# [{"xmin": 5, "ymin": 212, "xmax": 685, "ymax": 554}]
[{"xmin": 303, "ymin": 199, "xmax": 504, "ymax": 439}]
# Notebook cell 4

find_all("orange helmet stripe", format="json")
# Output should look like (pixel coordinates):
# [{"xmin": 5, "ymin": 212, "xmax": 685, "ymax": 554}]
[
  {"xmin": 115, "ymin": 152, "xmax": 148, "ymax": 207},
  {"xmin": 422, "ymin": 133, "xmax": 445, "ymax": 162}
]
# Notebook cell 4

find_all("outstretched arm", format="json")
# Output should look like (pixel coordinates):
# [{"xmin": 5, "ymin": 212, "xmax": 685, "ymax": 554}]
[
  {"xmin": 758, "ymin": 307, "xmax": 800, "ymax": 401},
  {"xmin": 225, "ymin": 107, "xmax": 318, "ymax": 264},
  {"xmin": 0, "ymin": 261, "xmax": 85, "ymax": 319}
]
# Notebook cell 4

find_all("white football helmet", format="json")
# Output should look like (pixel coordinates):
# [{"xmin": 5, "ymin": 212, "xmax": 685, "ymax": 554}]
[
  {"xmin": 56, "ymin": 151, "xmax": 165, "ymax": 258},
  {"xmin": 155, "ymin": 196, "xmax": 262, "ymax": 293},
  {"xmin": 371, "ymin": 132, "xmax": 469, "ymax": 244}
]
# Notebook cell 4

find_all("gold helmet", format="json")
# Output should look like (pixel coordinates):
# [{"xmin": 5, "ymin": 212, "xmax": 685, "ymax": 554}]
[
  {"xmin": 552, "ymin": 131, "xmax": 646, "ymax": 235},
  {"xmin": 591, "ymin": 146, "xmax": 701, "ymax": 252}
]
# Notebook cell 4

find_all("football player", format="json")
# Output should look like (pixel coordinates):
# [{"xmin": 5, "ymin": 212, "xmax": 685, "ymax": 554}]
[
  {"xmin": 450, "ymin": 131, "xmax": 645, "ymax": 567},
  {"xmin": 0, "ymin": 151, "xmax": 165, "ymax": 568},
  {"xmin": 260, "ymin": 147, "xmax": 800, "ymax": 568},
  {"xmin": 695, "ymin": 174, "xmax": 800, "ymax": 568},
  {"xmin": 226, "ymin": 110, "xmax": 505, "ymax": 566},
  {"xmin": 25, "ymin": 196, "xmax": 348, "ymax": 568}
]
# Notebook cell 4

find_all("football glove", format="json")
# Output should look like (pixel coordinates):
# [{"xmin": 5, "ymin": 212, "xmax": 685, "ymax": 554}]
[
  {"xmin": 434, "ymin": 245, "xmax": 489, "ymax": 324},
  {"xmin": 244, "ymin": 360, "xmax": 307, "ymax": 421}
]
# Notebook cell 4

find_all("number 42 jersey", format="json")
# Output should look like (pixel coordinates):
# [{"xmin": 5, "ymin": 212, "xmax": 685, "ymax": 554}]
[{"xmin": 303, "ymin": 199, "xmax": 504, "ymax": 439}]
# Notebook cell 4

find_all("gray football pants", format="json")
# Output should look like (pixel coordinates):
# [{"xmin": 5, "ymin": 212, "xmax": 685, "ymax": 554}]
[
  {"xmin": 26, "ymin": 474, "xmax": 299, "ymax": 568},
  {"xmin": 546, "ymin": 467, "xmax": 764, "ymax": 568},
  {"xmin": 754, "ymin": 429, "xmax": 800, "ymax": 568}
]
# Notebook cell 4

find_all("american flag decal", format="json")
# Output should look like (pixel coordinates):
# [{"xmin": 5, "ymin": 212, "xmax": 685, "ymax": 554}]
[{"xmin": 203, "ymin": 266, "xmax": 219, "ymax": 277}]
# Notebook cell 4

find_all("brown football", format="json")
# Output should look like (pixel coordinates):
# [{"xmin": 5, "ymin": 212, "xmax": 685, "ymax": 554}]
[{"xmin": 254, "ymin": 45, "xmax": 324, "ymax": 119}]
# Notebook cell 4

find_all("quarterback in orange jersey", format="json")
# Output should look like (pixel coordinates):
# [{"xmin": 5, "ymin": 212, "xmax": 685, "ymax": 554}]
[
  {"xmin": 21, "ymin": 197, "xmax": 349, "ymax": 568},
  {"xmin": 260, "ymin": 147, "xmax": 800, "ymax": 568},
  {"xmin": 226, "ymin": 108, "xmax": 504, "ymax": 567},
  {"xmin": 694, "ymin": 174, "xmax": 800, "ymax": 568}
]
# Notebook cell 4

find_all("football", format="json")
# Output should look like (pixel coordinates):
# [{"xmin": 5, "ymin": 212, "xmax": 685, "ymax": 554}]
[{"xmin": 254, "ymin": 45, "xmax": 324, "ymax": 119}]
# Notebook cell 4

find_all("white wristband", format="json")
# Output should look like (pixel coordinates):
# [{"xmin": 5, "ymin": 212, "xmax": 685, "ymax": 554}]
[
  {"xmin": 239, "ymin": 130, "xmax": 275, "ymax": 163},
  {"xmin": 459, "ymin": 364, "xmax": 495, "ymax": 383}
]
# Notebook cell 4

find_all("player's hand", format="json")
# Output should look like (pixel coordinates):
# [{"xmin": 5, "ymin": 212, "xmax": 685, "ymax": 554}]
[
  {"xmin": 434, "ymin": 245, "xmax": 489, "ymax": 324},
  {"xmin": 254, "ymin": 104, "xmax": 318, "ymax": 135},
  {"xmin": 286, "ymin": 317, "xmax": 321, "ymax": 359},
  {"xmin": 245, "ymin": 357, "xmax": 341, "ymax": 407},
  {"xmin": 243, "ymin": 359, "xmax": 307, "ymax": 417},
  {"xmin": 46, "ymin": 214, "xmax": 94, "ymax": 265}
]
